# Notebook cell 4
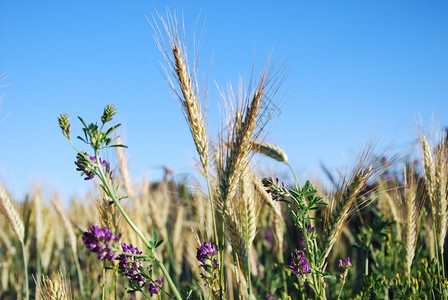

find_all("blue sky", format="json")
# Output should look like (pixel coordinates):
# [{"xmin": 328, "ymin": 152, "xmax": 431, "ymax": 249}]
[{"xmin": 1, "ymin": 1, "xmax": 447, "ymax": 202}]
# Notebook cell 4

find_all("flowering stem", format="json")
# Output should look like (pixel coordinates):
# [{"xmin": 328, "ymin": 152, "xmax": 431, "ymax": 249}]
[
  {"xmin": 94, "ymin": 153, "xmax": 183, "ymax": 300},
  {"xmin": 337, "ymin": 280, "xmax": 346, "ymax": 300}
]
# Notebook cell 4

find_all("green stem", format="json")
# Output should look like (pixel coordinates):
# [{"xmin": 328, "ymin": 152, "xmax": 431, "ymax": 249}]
[
  {"xmin": 337, "ymin": 280, "xmax": 346, "ymax": 300},
  {"xmin": 114, "ymin": 263, "xmax": 118, "ymax": 300},
  {"xmin": 205, "ymin": 171, "xmax": 219, "ymax": 246},
  {"xmin": 21, "ymin": 241, "xmax": 29, "ymax": 300},
  {"xmin": 102, "ymin": 265, "xmax": 106, "ymax": 300},
  {"xmin": 219, "ymin": 202, "xmax": 226, "ymax": 300},
  {"xmin": 286, "ymin": 162, "xmax": 301, "ymax": 191}
]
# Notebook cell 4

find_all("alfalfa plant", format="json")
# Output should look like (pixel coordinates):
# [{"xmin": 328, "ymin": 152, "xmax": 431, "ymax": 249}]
[
  {"xmin": 261, "ymin": 144, "xmax": 380, "ymax": 299},
  {"xmin": 58, "ymin": 105, "xmax": 185, "ymax": 299}
]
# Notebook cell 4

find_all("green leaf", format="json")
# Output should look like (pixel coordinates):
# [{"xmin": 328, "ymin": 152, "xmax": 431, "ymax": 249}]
[{"xmin": 77, "ymin": 136, "xmax": 87, "ymax": 143}]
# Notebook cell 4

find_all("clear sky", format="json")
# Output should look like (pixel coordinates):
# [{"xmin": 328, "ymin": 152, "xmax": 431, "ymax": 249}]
[{"xmin": 1, "ymin": 1, "xmax": 447, "ymax": 202}]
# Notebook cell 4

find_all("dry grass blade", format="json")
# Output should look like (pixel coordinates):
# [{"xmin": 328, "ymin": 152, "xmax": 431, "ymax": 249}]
[{"xmin": 0, "ymin": 184, "xmax": 24, "ymax": 242}]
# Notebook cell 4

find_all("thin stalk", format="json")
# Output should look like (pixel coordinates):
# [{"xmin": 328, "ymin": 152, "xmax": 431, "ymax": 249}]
[
  {"xmin": 102, "ymin": 265, "xmax": 106, "ymax": 300},
  {"xmin": 21, "ymin": 241, "xmax": 29, "ymax": 300},
  {"xmin": 73, "ymin": 251, "xmax": 85, "ymax": 296},
  {"xmin": 286, "ymin": 162, "xmax": 301, "ymax": 192},
  {"xmin": 246, "ymin": 227, "xmax": 252, "ymax": 299},
  {"xmin": 219, "ymin": 204, "xmax": 226, "ymax": 300},
  {"xmin": 95, "ymin": 154, "xmax": 183, "ymax": 300},
  {"xmin": 205, "ymin": 171, "xmax": 219, "ymax": 245},
  {"xmin": 278, "ymin": 249, "xmax": 288, "ymax": 296},
  {"xmin": 114, "ymin": 262, "xmax": 118, "ymax": 300}
]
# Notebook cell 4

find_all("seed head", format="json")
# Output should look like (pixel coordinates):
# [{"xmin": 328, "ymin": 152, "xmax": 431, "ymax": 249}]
[{"xmin": 58, "ymin": 113, "xmax": 71, "ymax": 139}]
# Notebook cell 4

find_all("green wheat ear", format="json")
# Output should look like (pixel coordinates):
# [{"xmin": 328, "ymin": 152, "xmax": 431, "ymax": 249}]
[{"xmin": 252, "ymin": 141, "xmax": 288, "ymax": 163}]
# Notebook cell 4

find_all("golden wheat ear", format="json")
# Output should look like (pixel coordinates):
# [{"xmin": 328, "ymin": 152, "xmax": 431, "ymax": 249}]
[
  {"xmin": 320, "ymin": 143, "xmax": 385, "ymax": 267},
  {"xmin": 0, "ymin": 184, "xmax": 25, "ymax": 243},
  {"xmin": 151, "ymin": 11, "xmax": 210, "ymax": 174},
  {"xmin": 35, "ymin": 270, "xmax": 73, "ymax": 300},
  {"xmin": 402, "ymin": 162, "xmax": 425, "ymax": 276}
]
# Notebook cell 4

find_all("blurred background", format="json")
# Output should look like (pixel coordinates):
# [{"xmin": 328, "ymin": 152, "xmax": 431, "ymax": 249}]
[{"xmin": 0, "ymin": 1, "xmax": 447, "ymax": 202}]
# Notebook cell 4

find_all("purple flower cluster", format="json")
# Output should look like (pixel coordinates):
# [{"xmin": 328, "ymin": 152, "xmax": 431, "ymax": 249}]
[
  {"xmin": 82, "ymin": 226, "xmax": 164, "ymax": 296},
  {"xmin": 117, "ymin": 243, "xmax": 145, "ymax": 287},
  {"xmin": 148, "ymin": 278, "xmax": 164, "ymax": 297},
  {"xmin": 289, "ymin": 249, "xmax": 310, "ymax": 280},
  {"xmin": 75, "ymin": 152, "xmax": 107, "ymax": 180},
  {"xmin": 262, "ymin": 177, "xmax": 289, "ymax": 201},
  {"xmin": 82, "ymin": 225, "xmax": 121, "ymax": 261},
  {"xmin": 196, "ymin": 242, "xmax": 219, "ymax": 270},
  {"xmin": 196, "ymin": 241, "xmax": 219, "ymax": 287}
]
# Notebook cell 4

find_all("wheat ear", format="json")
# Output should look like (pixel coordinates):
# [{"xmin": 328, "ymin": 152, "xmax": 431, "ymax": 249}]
[
  {"xmin": 421, "ymin": 135, "xmax": 437, "ymax": 222},
  {"xmin": 115, "ymin": 135, "xmax": 135, "ymax": 199},
  {"xmin": 252, "ymin": 141, "xmax": 288, "ymax": 163},
  {"xmin": 321, "ymin": 165, "xmax": 372, "ymax": 265},
  {"xmin": 435, "ymin": 144, "xmax": 448, "ymax": 254},
  {"xmin": 0, "ymin": 184, "xmax": 24, "ymax": 242},
  {"xmin": 35, "ymin": 270, "xmax": 72, "ymax": 300},
  {"xmin": 402, "ymin": 164, "xmax": 424, "ymax": 276}
]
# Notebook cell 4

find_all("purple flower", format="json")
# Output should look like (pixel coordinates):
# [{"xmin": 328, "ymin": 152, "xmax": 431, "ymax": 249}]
[
  {"xmin": 289, "ymin": 249, "xmax": 310, "ymax": 280},
  {"xmin": 117, "ymin": 243, "xmax": 146, "ymax": 287},
  {"xmin": 75, "ymin": 152, "xmax": 107, "ymax": 180},
  {"xmin": 338, "ymin": 256, "xmax": 352, "ymax": 282},
  {"xmin": 339, "ymin": 256, "xmax": 352, "ymax": 270},
  {"xmin": 82, "ymin": 225, "xmax": 121, "ymax": 261},
  {"xmin": 148, "ymin": 277, "xmax": 164, "ymax": 297}
]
